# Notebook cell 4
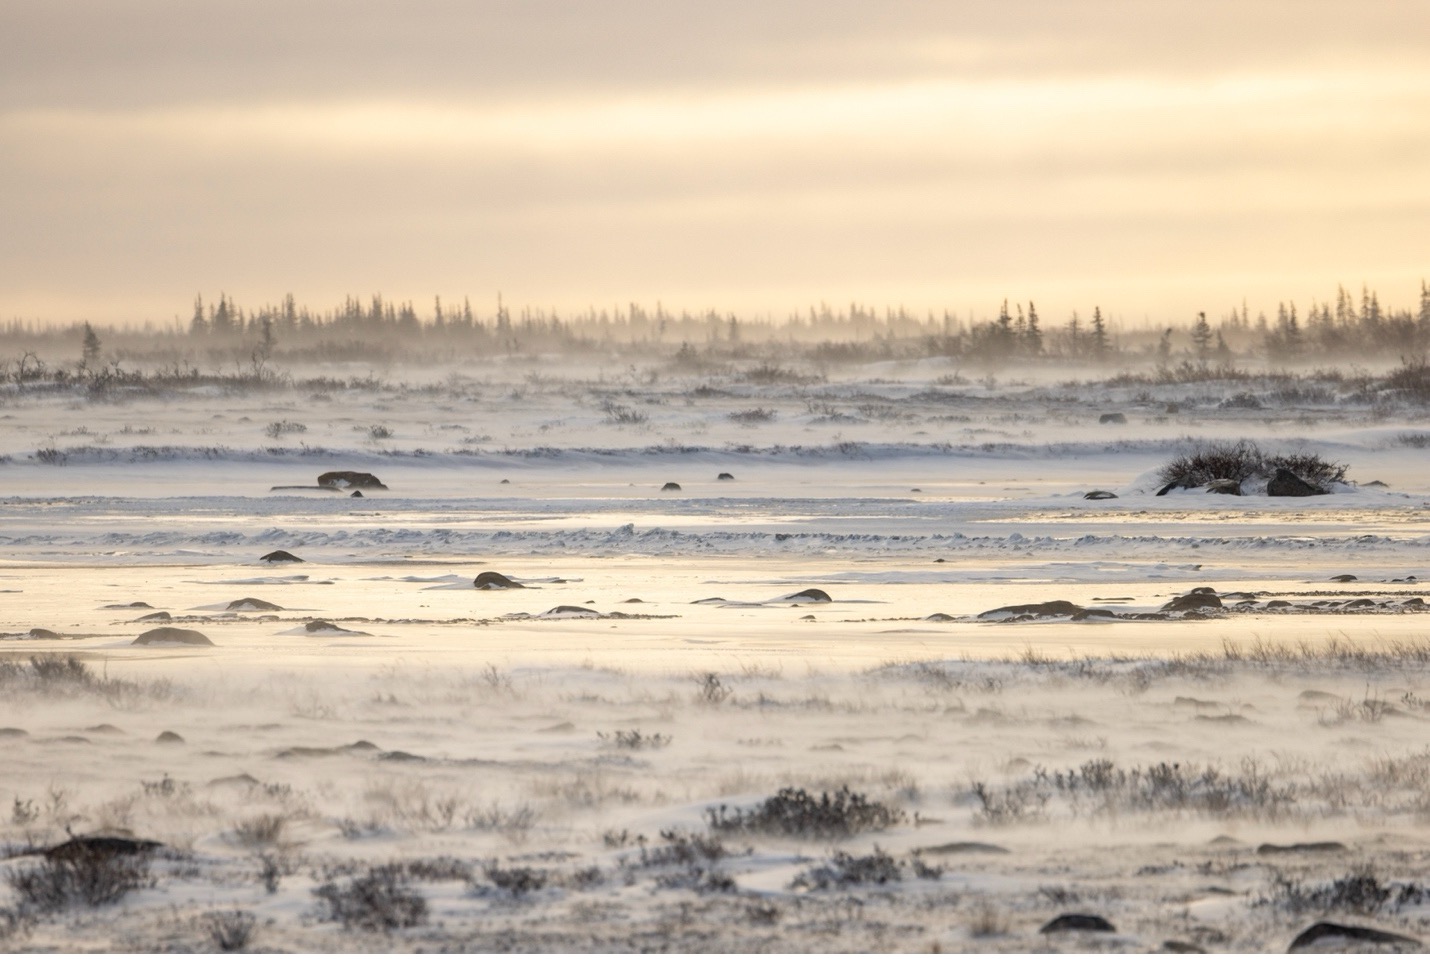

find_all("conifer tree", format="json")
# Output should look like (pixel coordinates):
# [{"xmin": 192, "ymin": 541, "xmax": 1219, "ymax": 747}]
[
  {"xmin": 81, "ymin": 322, "xmax": 102, "ymax": 368},
  {"xmin": 1090, "ymin": 306, "xmax": 1108, "ymax": 360},
  {"xmin": 1191, "ymin": 311, "xmax": 1213, "ymax": 360}
]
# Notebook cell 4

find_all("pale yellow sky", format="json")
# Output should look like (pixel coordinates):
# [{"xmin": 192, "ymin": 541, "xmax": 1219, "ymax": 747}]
[{"xmin": 2, "ymin": 0, "xmax": 1427, "ymax": 326}]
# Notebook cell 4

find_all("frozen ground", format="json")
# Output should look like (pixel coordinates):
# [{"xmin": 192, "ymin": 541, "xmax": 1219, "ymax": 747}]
[{"xmin": 2, "ymin": 356, "xmax": 1430, "ymax": 952}]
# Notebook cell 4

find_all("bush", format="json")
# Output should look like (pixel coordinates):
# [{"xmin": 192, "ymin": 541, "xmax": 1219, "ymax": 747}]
[
  {"xmin": 0, "ymin": 655, "xmax": 172, "ymax": 706},
  {"xmin": 1158, "ymin": 440, "xmax": 1347, "ymax": 488},
  {"xmin": 597, "ymin": 729, "xmax": 671, "ymax": 750},
  {"xmin": 482, "ymin": 864, "xmax": 548, "ymax": 897},
  {"xmin": 27, "ymin": 655, "xmax": 91, "ymax": 685},
  {"xmin": 263, "ymin": 420, "xmax": 306, "ymax": 439},
  {"xmin": 1382, "ymin": 357, "xmax": 1430, "ymax": 402},
  {"xmin": 203, "ymin": 910, "xmax": 256, "ymax": 951},
  {"xmin": 639, "ymin": 830, "xmax": 728, "ymax": 868},
  {"xmin": 695, "ymin": 672, "xmax": 732, "ymax": 705},
  {"xmin": 232, "ymin": 813, "xmax": 286, "ymax": 847},
  {"xmin": 706, "ymin": 786, "xmax": 905, "ymax": 838},
  {"xmin": 728, "ymin": 408, "xmax": 776, "ymax": 425},
  {"xmin": 986, "ymin": 758, "xmax": 1298, "ymax": 821},
  {"xmin": 7, "ymin": 845, "xmax": 153, "ymax": 913},
  {"xmin": 792, "ymin": 847, "xmax": 902, "ymax": 890},
  {"xmin": 1258, "ymin": 865, "xmax": 1429, "ymax": 915},
  {"xmin": 600, "ymin": 400, "xmax": 648, "ymax": 425},
  {"xmin": 313, "ymin": 866, "xmax": 427, "ymax": 931}
]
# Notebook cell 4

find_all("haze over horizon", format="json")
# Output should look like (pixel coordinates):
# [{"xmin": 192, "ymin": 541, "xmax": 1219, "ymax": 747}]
[{"xmin": 2, "ymin": 0, "xmax": 1428, "ymax": 327}]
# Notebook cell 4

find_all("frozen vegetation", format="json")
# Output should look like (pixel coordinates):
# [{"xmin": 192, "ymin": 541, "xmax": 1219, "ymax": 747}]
[{"xmin": 2, "ymin": 306, "xmax": 1430, "ymax": 951}]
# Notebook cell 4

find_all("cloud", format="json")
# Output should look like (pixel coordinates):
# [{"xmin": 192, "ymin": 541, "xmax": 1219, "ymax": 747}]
[{"xmin": 2, "ymin": 0, "xmax": 1428, "ymax": 322}]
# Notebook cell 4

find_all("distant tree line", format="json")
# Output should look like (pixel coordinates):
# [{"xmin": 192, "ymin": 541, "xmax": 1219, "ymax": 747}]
[{"xmin": 3, "ymin": 282, "xmax": 1428, "ymax": 370}]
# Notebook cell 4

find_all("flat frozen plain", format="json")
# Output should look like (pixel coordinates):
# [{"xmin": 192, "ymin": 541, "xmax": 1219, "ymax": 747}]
[{"xmin": 3, "ymin": 358, "xmax": 1430, "ymax": 951}]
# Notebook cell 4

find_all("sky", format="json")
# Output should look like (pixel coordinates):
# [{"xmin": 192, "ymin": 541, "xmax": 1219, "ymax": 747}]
[{"xmin": 2, "ymin": 0, "xmax": 1428, "ymax": 327}]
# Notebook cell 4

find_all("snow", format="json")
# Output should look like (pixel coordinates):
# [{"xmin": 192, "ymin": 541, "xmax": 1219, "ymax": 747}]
[{"xmin": 2, "ymin": 358, "xmax": 1430, "ymax": 950}]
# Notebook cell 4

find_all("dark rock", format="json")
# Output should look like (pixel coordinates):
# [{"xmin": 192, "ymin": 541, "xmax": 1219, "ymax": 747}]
[
  {"xmin": 275, "ymin": 740, "xmax": 379, "ymax": 760},
  {"xmin": 260, "ymin": 550, "xmax": 303, "ymax": 563},
  {"xmin": 916, "ymin": 841, "xmax": 1009, "ymax": 855},
  {"xmin": 1196, "ymin": 714, "xmax": 1251, "ymax": 724},
  {"xmin": 499, "ymin": 478, "xmax": 510, "ymax": 484},
  {"xmin": 156, "ymin": 730, "xmax": 184, "ymax": 744},
  {"xmin": 208, "ymin": 773, "xmax": 260, "ymax": 788},
  {"xmin": 1040, "ymin": 914, "xmax": 1116, "ymax": 934},
  {"xmin": 910, "ymin": 488, "xmax": 922, "ymax": 492},
  {"xmin": 133, "ymin": 627, "xmax": 213, "ymax": 646},
  {"xmin": 1344, "ymin": 598, "xmax": 1375, "ymax": 609},
  {"xmin": 1331, "ymin": 574, "xmax": 1358, "ymax": 582},
  {"xmin": 27, "ymin": 627, "xmax": 62, "ymax": 639},
  {"xmin": 1068, "ymin": 608, "xmax": 1117, "ymax": 620},
  {"xmin": 1161, "ymin": 941, "xmax": 1206, "ymax": 953},
  {"xmin": 135, "ymin": 611, "xmax": 171, "ymax": 622},
  {"xmin": 661, "ymin": 481, "xmax": 682, "ymax": 491},
  {"xmin": 1162, "ymin": 591, "xmax": 1224, "ymax": 613},
  {"xmin": 1205, "ymin": 478, "xmax": 1241, "ymax": 495},
  {"xmin": 1287, "ymin": 921, "xmax": 1420, "ymax": 952},
  {"xmin": 103, "ymin": 602, "xmax": 153, "ymax": 609},
  {"xmin": 799, "ymin": 614, "xmax": 816, "ymax": 621},
  {"xmin": 46, "ymin": 836, "xmax": 162, "ymax": 860},
  {"xmin": 1267, "ymin": 467, "xmax": 1324, "ymax": 497},
  {"xmin": 378, "ymin": 750, "xmax": 426, "ymax": 763},
  {"xmin": 350, "ymin": 489, "xmax": 363, "ymax": 498},
  {"xmin": 318, "ymin": 470, "xmax": 387, "ymax": 490},
  {"xmin": 0, "ymin": 728, "xmax": 27, "ymax": 737},
  {"xmin": 1257, "ymin": 841, "xmax": 1347, "ymax": 855},
  {"xmin": 227, "ymin": 597, "xmax": 283, "ymax": 611},
  {"xmin": 924, "ymin": 613, "xmax": 957, "ymax": 622},
  {"xmin": 717, "ymin": 472, "xmax": 735, "ymax": 481},
  {"xmin": 86, "ymin": 724, "xmax": 124, "ymax": 734},
  {"xmin": 979, "ymin": 600, "xmax": 1086, "ymax": 619},
  {"xmin": 621, "ymin": 597, "xmax": 643, "ymax": 603},
  {"xmin": 304, "ymin": 619, "xmax": 356, "ymax": 633},
  {"xmin": 1156, "ymin": 479, "xmax": 1189, "ymax": 496},
  {"xmin": 785, "ymin": 588, "xmax": 832, "ymax": 602},
  {"xmin": 541, "ymin": 605, "xmax": 601, "ymax": 617},
  {"xmin": 1098, "ymin": 413, "xmax": 1127, "ymax": 424},
  {"xmin": 1084, "ymin": 490, "xmax": 1118, "ymax": 500},
  {"xmin": 1266, "ymin": 599, "xmax": 1292, "ymax": 608},
  {"xmin": 474, "ymin": 571, "xmax": 524, "ymax": 589},
  {"xmin": 1364, "ymin": 479, "xmax": 1389, "ymax": 488}
]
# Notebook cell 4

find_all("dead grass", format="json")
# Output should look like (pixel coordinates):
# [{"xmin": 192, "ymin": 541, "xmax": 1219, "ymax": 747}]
[{"xmin": 0, "ymin": 655, "xmax": 176, "ymax": 706}]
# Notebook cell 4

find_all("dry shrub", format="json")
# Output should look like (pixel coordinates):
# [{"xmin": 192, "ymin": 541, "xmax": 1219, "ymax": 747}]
[
  {"xmin": 203, "ymin": 910, "xmax": 256, "ymax": 951},
  {"xmin": 232, "ymin": 813, "xmax": 287, "ymax": 847},
  {"xmin": 792, "ymin": 847, "xmax": 902, "ymax": 890},
  {"xmin": 1158, "ymin": 440, "xmax": 1347, "ymax": 488},
  {"xmin": 7, "ymin": 845, "xmax": 152, "ymax": 913},
  {"xmin": 313, "ymin": 865, "xmax": 427, "ymax": 931},
  {"xmin": 706, "ymin": 786, "xmax": 904, "ymax": 838}
]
